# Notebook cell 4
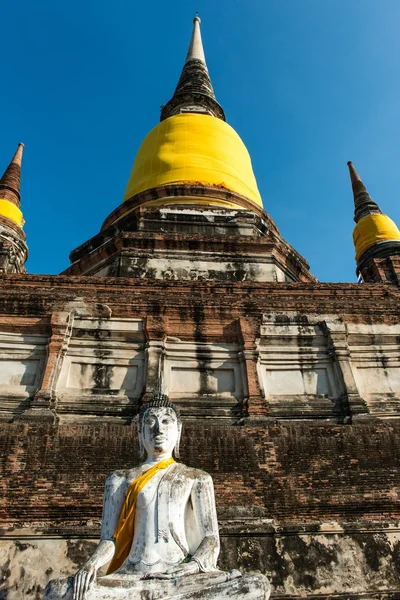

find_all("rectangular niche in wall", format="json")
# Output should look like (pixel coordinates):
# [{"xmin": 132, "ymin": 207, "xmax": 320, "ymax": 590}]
[
  {"xmin": 264, "ymin": 367, "xmax": 332, "ymax": 397},
  {"xmin": 0, "ymin": 332, "xmax": 48, "ymax": 404},
  {"xmin": 66, "ymin": 362, "xmax": 139, "ymax": 394},
  {"xmin": 56, "ymin": 317, "xmax": 145, "ymax": 413},
  {"xmin": 258, "ymin": 314, "xmax": 340, "ymax": 418},
  {"xmin": 162, "ymin": 338, "xmax": 247, "ymax": 418},
  {"xmin": 169, "ymin": 366, "xmax": 236, "ymax": 396},
  {"xmin": 348, "ymin": 322, "xmax": 400, "ymax": 415}
]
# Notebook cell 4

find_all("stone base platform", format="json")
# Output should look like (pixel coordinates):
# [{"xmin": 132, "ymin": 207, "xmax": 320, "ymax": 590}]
[{"xmin": 44, "ymin": 570, "xmax": 271, "ymax": 600}]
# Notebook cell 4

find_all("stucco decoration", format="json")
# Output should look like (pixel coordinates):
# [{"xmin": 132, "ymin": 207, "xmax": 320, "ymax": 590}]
[{"xmin": 44, "ymin": 396, "xmax": 270, "ymax": 600}]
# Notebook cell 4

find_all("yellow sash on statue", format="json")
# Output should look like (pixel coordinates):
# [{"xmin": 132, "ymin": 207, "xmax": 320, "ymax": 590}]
[{"xmin": 106, "ymin": 457, "xmax": 175, "ymax": 574}]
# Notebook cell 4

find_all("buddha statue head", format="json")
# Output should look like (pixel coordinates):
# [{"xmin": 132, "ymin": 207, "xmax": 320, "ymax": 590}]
[{"xmin": 138, "ymin": 394, "xmax": 182, "ymax": 459}]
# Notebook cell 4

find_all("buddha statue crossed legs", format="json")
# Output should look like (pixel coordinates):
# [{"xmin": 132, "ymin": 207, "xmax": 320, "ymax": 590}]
[{"xmin": 44, "ymin": 397, "xmax": 270, "ymax": 600}]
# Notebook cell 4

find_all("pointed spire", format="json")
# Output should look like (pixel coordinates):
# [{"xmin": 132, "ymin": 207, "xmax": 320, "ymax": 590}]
[
  {"xmin": 161, "ymin": 16, "xmax": 225, "ymax": 122},
  {"xmin": 347, "ymin": 161, "xmax": 382, "ymax": 223},
  {"xmin": 0, "ymin": 143, "xmax": 24, "ymax": 206},
  {"xmin": 185, "ymin": 15, "xmax": 206, "ymax": 63}
]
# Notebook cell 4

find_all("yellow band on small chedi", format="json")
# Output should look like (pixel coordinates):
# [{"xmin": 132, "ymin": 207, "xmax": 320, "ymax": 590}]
[
  {"xmin": 353, "ymin": 213, "xmax": 400, "ymax": 261},
  {"xmin": 0, "ymin": 199, "xmax": 24, "ymax": 227},
  {"xmin": 123, "ymin": 113, "xmax": 263, "ymax": 209}
]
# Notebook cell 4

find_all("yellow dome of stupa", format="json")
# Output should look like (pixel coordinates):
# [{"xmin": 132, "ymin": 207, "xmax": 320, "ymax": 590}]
[{"xmin": 123, "ymin": 113, "xmax": 262, "ymax": 210}]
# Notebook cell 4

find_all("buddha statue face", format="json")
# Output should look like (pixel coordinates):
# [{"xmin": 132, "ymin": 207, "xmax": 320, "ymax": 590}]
[{"xmin": 140, "ymin": 407, "xmax": 181, "ymax": 458}]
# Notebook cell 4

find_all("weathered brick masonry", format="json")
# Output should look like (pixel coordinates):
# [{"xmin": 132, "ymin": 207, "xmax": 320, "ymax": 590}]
[
  {"xmin": 1, "ymin": 421, "xmax": 399, "ymax": 530},
  {"xmin": 0, "ymin": 275, "xmax": 400, "ymax": 598},
  {"xmin": 1, "ymin": 421, "xmax": 400, "ymax": 597}
]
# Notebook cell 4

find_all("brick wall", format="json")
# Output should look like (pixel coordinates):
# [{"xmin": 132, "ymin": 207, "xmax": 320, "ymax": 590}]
[
  {"xmin": 1, "ymin": 421, "xmax": 399, "ymax": 533},
  {"xmin": 0, "ymin": 421, "xmax": 399, "ymax": 597}
]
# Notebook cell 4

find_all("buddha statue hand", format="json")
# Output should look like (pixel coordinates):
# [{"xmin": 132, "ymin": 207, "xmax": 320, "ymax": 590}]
[
  {"xmin": 73, "ymin": 563, "xmax": 97, "ymax": 600},
  {"xmin": 72, "ymin": 539, "xmax": 115, "ymax": 600},
  {"xmin": 142, "ymin": 559, "xmax": 200, "ymax": 580}
]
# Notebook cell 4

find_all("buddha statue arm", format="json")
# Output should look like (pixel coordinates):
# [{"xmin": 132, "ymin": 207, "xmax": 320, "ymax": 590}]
[
  {"xmin": 100, "ymin": 472, "xmax": 127, "ymax": 541},
  {"xmin": 189, "ymin": 472, "xmax": 220, "ymax": 572},
  {"xmin": 73, "ymin": 472, "xmax": 127, "ymax": 600},
  {"xmin": 150, "ymin": 471, "xmax": 220, "ymax": 580}
]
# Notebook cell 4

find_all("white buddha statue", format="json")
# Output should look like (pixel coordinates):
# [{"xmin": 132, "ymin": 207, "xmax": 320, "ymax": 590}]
[{"xmin": 44, "ymin": 396, "xmax": 270, "ymax": 600}]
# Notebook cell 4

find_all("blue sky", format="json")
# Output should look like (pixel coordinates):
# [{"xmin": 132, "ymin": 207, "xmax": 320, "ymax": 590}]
[{"xmin": 1, "ymin": 0, "xmax": 400, "ymax": 281}]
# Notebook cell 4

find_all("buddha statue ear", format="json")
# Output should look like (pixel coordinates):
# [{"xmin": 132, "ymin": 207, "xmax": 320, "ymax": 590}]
[
  {"xmin": 174, "ymin": 421, "xmax": 182, "ymax": 459},
  {"xmin": 137, "ymin": 416, "xmax": 145, "ymax": 459}
]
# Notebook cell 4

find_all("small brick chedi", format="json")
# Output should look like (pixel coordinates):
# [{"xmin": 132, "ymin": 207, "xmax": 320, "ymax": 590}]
[{"xmin": 0, "ymin": 16, "xmax": 400, "ymax": 600}]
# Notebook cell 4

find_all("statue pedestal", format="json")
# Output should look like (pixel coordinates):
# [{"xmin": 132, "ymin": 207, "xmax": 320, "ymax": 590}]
[{"xmin": 44, "ymin": 571, "xmax": 271, "ymax": 600}]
